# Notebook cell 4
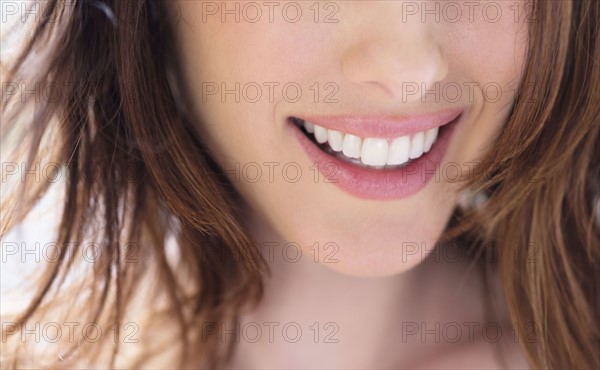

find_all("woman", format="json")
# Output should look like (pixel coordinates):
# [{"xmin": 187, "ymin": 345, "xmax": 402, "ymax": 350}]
[{"xmin": 1, "ymin": 0, "xmax": 598, "ymax": 368}]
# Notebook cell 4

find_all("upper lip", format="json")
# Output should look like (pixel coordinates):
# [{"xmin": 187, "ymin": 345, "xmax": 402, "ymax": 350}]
[{"xmin": 292, "ymin": 109, "xmax": 463, "ymax": 138}]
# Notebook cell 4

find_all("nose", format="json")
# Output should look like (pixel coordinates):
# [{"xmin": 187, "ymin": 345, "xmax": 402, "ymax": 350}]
[{"xmin": 341, "ymin": 5, "xmax": 448, "ymax": 102}]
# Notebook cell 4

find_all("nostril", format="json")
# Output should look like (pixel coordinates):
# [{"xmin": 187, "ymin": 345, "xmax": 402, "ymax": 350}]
[{"xmin": 340, "ymin": 35, "xmax": 449, "ymax": 101}]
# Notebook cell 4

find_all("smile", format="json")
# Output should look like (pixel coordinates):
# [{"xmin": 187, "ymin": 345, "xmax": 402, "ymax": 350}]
[
  {"xmin": 289, "ymin": 110, "xmax": 463, "ymax": 200},
  {"xmin": 292, "ymin": 118, "xmax": 440, "ymax": 169}
]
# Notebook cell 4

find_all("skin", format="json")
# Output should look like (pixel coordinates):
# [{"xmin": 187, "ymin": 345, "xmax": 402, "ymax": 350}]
[{"xmin": 168, "ymin": 1, "xmax": 530, "ymax": 367}]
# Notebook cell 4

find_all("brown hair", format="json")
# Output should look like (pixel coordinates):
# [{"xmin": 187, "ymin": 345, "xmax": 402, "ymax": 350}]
[{"xmin": 1, "ymin": 0, "xmax": 598, "ymax": 368}]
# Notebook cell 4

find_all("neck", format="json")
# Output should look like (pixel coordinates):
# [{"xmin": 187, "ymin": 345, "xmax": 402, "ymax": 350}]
[{"xmin": 227, "ymin": 209, "xmax": 499, "ymax": 368}]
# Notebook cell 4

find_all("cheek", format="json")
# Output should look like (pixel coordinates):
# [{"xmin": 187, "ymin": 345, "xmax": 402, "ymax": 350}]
[
  {"xmin": 442, "ymin": 3, "xmax": 529, "ymax": 96},
  {"xmin": 175, "ymin": 2, "xmax": 332, "ymax": 84},
  {"xmin": 173, "ymin": 6, "xmax": 329, "ymax": 160},
  {"xmin": 439, "ymin": 4, "xmax": 529, "ymax": 158}
]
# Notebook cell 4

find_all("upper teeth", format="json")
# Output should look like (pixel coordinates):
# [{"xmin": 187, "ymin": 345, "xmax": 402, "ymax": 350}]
[{"xmin": 301, "ymin": 120, "xmax": 439, "ymax": 167}]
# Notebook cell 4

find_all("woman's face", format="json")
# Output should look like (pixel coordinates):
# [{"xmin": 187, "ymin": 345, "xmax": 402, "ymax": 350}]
[{"xmin": 170, "ymin": 1, "xmax": 528, "ymax": 276}]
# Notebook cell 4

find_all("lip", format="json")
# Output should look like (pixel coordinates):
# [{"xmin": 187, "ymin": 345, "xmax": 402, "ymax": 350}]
[
  {"xmin": 295, "ymin": 109, "xmax": 463, "ymax": 139},
  {"xmin": 288, "ymin": 112, "xmax": 463, "ymax": 200}
]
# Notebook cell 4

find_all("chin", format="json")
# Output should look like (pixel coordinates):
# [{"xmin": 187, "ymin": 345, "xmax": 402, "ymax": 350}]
[{"xmin": 291, "ymin": 222, "xmax": 446, "ymax": 277}]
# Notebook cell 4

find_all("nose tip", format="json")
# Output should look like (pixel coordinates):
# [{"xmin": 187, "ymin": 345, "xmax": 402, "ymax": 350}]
[{"xmin": 341, "ymin": 36, "xmax": 449, "ymax": 102}]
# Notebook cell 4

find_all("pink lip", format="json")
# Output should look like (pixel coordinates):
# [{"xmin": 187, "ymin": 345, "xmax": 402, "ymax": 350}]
[
  {"xmin": 295, "ymin": 109, "xmax": 463, "ymax": 138},
  {"xmin": 289, "ymin": 113, "xmax": 462, "ymax": 200}
]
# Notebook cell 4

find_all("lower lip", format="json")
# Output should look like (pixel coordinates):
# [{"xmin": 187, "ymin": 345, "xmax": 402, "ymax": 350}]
[{"xmin": 289, "ymin": 116, "xmax": 461, "ymax": 200}]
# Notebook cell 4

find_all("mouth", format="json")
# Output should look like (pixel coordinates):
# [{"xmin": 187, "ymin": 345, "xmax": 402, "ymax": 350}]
[
  {"xmin": 288, "ymin": 111, "xmax": 463, "ymax": 200},
  {"xmin": 290, "ymin": 117, "xmax": 443, "ymax": 170}
]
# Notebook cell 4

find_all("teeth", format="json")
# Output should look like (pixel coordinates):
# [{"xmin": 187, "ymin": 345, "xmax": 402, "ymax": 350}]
[
  {"xmin": 300, "ymin": 119, "xmax": 441, "ymax": 168},
  {"xmin": 327, "ymin": 130, "xmax": 344, "ymax": 152},
  {"xmin": 409, "ymin": 131, "xmax": 425, "ymax": 159},
  {"xmin": 304, "ymin": 121, "xmax": 315, "ymax": 134},
  {"xmin": 387, "ymin": 136, "xmax": 411, "ymax": 165},
  {"xmin": 314, "ymin": 124, "xmax": 328, "ymax": 144},
  {"xmin": 361, "ymin": 138, "xmax": 388, "ymax": 166},
  {"xmin": 423, "ymin": 127, "xmax": 438, "ymax": 152},
  {"xmin": 342, "ymin": 134, "xmax": 362, "ymax": 159}
]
